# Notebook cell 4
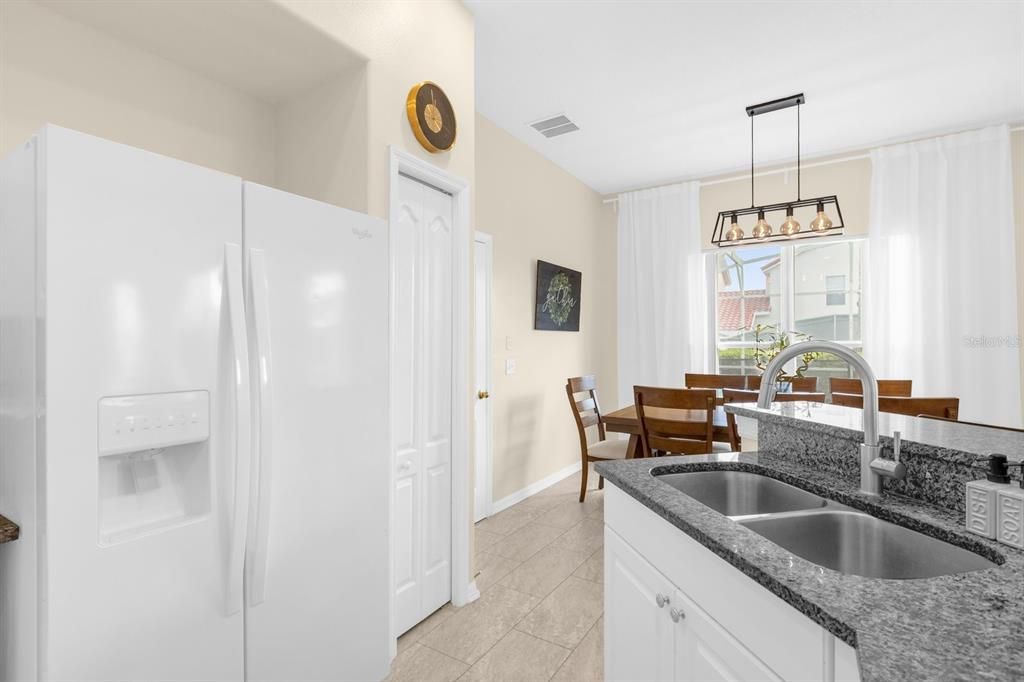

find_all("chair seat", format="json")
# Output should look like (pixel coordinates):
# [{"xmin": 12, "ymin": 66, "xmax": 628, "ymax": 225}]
[{"xmin": 587, "ymin": 438, "xmax": 630, "ymax": 460}]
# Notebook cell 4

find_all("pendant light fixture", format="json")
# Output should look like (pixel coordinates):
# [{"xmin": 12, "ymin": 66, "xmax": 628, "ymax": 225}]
[{"xmin": 712, "ymin": 94, "xmax": 844, "ymax": 247}]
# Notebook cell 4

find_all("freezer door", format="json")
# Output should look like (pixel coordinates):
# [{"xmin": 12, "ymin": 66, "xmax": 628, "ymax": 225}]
[
  {"xmin": 39, "ymin": 127, "xmax": 246, "ymax": 681},
  {"xmin": 242, "ymin": 183, "xmax": 390, "ymax": 681}
]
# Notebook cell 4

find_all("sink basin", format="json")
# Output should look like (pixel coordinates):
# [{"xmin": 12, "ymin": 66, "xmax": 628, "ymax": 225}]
[
  {"xmin": 657, "ymin": 471, "xmax": 827, "ymax": 517},
  {"xmin": 741, "ymin": 510, "xmax": 997, "ymax": 579}
]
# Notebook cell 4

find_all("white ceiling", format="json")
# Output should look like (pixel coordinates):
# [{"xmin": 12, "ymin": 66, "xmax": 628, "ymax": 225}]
[
  {"xmin": 38, "ymin": 0, "xmax": 365, "ymax": 103},
  {"xmin": 467, "ymin": 1, "xmax": 1024, "ymax": 194}
]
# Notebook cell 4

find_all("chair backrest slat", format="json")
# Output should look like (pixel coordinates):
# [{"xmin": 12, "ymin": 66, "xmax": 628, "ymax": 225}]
[
  {"xmin": 830, "ymin": 378, "xmax": 913, "ymax": 397},
  {"xmin": 722, "ymin": 388, "xmax": 825, "ymax": 404},
  {"xmin": 831, "ymin": 393, "xmax": 959, "ymax": 420},
  {"xmin": 634, "ymin": 386, "xmax": 715, "ymax": 457},
  {"xmin": 745, "ymin": 375, "xmax": 818, "ymax": 392},
  {"xmin": 684, "ymin": 373, "xmax": 746, "ymax": 390},
  {"xmin": 566, "ymin": 375, "xmax": 607, "ymax": 453}
]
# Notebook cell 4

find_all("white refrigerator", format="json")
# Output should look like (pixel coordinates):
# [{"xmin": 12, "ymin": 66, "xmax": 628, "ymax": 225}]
[{"xmin": 0, "ymin": 126, "xmax": 390, "ymax": 681}]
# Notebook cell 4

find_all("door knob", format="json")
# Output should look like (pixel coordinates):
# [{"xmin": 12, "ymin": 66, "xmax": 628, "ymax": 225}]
[{"xmin": 478, "ymin": 390, "xmax": 490, "ymax": 400}]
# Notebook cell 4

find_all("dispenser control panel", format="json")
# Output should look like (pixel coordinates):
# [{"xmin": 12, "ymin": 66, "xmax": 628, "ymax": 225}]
[{"xmin": 98, "ymin": 391, "xmax": 210, "ymax": 457}]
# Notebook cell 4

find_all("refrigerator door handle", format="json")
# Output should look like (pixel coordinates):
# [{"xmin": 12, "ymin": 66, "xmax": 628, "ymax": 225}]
[
  {"xmin": 247, "ymin": 248, "xmax": 274, "ymax": 606},
  {"xmin": 224, "ymin": 243, "xmax": 253, "ymax": 616}
]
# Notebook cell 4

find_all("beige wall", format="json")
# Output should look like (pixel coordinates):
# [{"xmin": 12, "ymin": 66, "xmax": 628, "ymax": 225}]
[
  {"xmin": 476, "ymin": 114, "xmax": 617, "ymax": 502},
  {"xmin": 0, "ymin": 0, "xmax": 278, "ymax": 183},
  {"xmin": 275, "ymin": 0, "xmax": 475, "ymax": 220},
  {"xmin": 0, "ymin": 0, "xmax": 475, "ymax": 221},
  {"xmin": 274, "ymin": 69, "xmax": 371, "ymax": 213}
]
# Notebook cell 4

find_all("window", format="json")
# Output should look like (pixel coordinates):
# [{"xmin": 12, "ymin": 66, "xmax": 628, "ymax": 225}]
[
  {"xmin": 712, "ymin": 239, "xmax": 864, "ymax": 386},
  {"xmin": 825, "ymin": 275, "xmax": 846, "ymax": 306}
]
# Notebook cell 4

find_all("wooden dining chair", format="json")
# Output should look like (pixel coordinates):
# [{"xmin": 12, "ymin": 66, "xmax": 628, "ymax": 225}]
[
  {"xmin": 829, "ymin": 377, "xmax": 913, "ymax": 397},
  {"xmin": 831, "ymin": 393, "xmax": 960, "ymax": 420},
  {"xmin": 745, "ymin": 375, "xmax": 818, "ymax": 392},
  {"xmin": 566, "ymin": 375, "xmax": 630, "ymax": 502},
  {"xmin": 684, "ymin": 373, "xmax": 746, "ymax": 390},
  {"xmin": 633, "ymin": 386, "xmax": 719, "ymax": 457},
  {"xmin": 721, "ymin": 389, "xmax": 827, "ymax": 450}
]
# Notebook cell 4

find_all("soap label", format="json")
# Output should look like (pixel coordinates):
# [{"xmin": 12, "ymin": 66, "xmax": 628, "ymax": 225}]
[
  {"xmin": 966, "ymin": 484, "xmax": 996, "ymax": 539},
  {"xmin": 996, "ymin": 491, "xmax": 1024, "ymax": 550}
]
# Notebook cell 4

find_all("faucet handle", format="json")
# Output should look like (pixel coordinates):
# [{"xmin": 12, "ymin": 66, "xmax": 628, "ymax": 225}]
[{"xmin": 869, "ymin": 431, "xmax": 908, "ymax": 481}]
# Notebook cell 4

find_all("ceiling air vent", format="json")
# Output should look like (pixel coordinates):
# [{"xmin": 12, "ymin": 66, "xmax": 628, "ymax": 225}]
[{"xmin": 530, "ymin": 114, "xmax": 579, "ymax": 138}]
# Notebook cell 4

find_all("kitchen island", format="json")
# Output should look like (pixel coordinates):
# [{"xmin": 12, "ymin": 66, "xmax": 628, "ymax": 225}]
[{"xmin": 597, "ymin": 404, "xmax": 1024, "ymax": 682}]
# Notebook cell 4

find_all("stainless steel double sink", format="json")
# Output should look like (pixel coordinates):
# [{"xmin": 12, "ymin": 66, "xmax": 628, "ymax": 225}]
[{"xmin": 656, "ymin": 470, "xmax": 996, "ymax": 580}]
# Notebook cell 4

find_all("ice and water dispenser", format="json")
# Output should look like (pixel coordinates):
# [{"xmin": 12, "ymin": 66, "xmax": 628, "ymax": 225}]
[{"xmin": 97, "ymin": 391, "xmax": 212, "ymax": 545}]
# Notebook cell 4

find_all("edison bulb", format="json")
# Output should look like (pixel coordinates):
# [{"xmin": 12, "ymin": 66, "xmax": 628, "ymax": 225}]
[
  {"xmin": 810, "ymin": 203, "xmax": 833, "ymax": 233},
  {"xmin": 752, "ymin": 211, "xmax": 772, "ymax": 239},
  {"xmin": 725, "ymin": 215, "xmax": 744, "ymax": 241},
  {"xmin": 780, "ymin": 208, "xmax": 801, "ymax": 237}
]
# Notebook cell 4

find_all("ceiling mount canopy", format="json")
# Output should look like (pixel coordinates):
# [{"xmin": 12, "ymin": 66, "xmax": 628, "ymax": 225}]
[{"xmin": 712, "ymin": 93, "xmax": 844, "ymax": 247}]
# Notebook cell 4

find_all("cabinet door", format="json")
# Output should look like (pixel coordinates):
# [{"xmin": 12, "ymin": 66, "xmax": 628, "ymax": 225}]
[
  {"xmin": 605, "ymin": 528, "xmax": 675, "ymax": 682},
  {"xmin": 672, "ymin": 588, "xmax": 782, "ymax": 682}
]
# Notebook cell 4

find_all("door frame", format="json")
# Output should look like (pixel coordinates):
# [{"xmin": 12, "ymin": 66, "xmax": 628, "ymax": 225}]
[
  {"xmin": 387, "ymin": 147, "xmax": 477, "ymax": 653},
  {"xmin": 473, "ymin": 232, "xmax": 494, "ymax": 522}
]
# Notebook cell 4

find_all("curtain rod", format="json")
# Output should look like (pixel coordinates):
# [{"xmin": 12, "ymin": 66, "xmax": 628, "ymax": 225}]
[{"xmin": 603, "ymin": 123, "xmax": 1024, "ymax": 205}]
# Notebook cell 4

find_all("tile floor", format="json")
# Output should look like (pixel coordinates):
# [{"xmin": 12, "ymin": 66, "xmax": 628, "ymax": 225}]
[{"xmin": 387, "ymin": 469, "xmax": 605, "ymax": 682}]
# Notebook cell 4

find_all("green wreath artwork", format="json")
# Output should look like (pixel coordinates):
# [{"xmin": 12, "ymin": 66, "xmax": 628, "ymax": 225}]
[
  {"xmin": 542, "ymin": 272, "xmax": 576, "ymax": 326},
  {"xmin": 535, "ymin": 260, "xmax": 581, "ymax": 331}
]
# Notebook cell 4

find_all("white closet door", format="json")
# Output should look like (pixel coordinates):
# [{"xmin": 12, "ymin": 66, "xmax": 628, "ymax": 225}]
[{"xmin": 393, "ymin": 174, "xmax": 453, "ymax": 635}]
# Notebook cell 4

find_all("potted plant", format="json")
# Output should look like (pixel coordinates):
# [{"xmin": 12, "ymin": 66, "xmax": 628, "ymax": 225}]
[{"xmin": 752, "ymin": 324, "xmax": 822, "ymax": 392}]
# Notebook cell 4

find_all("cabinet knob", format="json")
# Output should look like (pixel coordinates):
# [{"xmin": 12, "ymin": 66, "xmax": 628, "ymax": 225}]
[
  {"xmin": 655, "ymin": 593, "xmax": 670, "ymax": 608},
  {"xmin": 669, "ymin": 607, "xmax": 685, "ymax": 623}
]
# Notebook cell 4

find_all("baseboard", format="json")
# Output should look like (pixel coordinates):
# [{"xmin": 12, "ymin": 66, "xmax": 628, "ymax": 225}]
[{"xmin": 490, "ymin": 461, "xmax": 583, "ymax": 515}]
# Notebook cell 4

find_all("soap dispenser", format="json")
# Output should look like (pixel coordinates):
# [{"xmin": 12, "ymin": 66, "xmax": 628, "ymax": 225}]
[
  {"xmin": 995, "ymin": 461, "xmax": 1024, "ymax": 550},
  {"xmin": 966, "ymin": 454, "xmax": 1011, "ymax": 539}
]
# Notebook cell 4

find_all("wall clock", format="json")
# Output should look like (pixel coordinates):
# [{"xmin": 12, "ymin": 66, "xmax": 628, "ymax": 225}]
[{"xmin": 406, "ymin": 82, "xmax": 457, "ymax": 153}]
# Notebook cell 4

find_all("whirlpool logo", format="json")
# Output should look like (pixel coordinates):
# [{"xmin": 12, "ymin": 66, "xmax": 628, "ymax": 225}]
[{"xmin": 352, "ymin": 227, "xmax": 373, "ymax": 240}]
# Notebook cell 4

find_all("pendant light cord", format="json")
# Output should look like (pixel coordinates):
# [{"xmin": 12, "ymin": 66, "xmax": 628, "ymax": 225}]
[
  {"xmin": 750, "ymin": 115, "xmax": 755, "ymax": 207},
  {"xmin": 797, "ymin": 102, "xmax": 801, "ymax": 201}
]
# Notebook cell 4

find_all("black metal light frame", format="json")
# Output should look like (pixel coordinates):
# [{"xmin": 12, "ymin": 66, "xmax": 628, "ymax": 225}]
[{"xmin": 711, "ymin": 93, "xmax": 845, "ymax": 247}]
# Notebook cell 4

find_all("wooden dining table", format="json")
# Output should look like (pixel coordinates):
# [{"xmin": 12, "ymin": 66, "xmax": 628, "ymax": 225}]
[{"xmin": 602, "ymin": 404, "xmax": 731, "ymax": 459}]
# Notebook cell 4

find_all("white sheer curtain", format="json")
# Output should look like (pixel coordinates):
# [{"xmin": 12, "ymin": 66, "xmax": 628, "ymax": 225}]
[
  {"xmin": 617, "ymin": 182, "xmax": 707, "ymax": 408},
  {"xmin": 864, "ymin": 124, "xmax": 1020, "ymax": 427}
]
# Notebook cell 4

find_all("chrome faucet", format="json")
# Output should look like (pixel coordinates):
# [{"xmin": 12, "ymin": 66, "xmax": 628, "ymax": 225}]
[{"xmin": 756, "ymin": 340, "xmax": 905, "ymax": 496}]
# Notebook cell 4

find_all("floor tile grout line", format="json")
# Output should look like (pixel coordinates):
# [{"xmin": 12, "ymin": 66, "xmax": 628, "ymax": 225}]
[{"xmin": 548, "ymin": 614, "xmax": 603, "ymax": 682}]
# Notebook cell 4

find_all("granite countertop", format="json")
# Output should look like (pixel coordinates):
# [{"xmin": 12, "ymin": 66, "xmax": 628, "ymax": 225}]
[
  {"xmin": 596, "ymin": 452, "xmax": 1024, "ymax": 682},
  {"xmin": 728, "ymin": 401, "xmax": 1024, "ymax": 465},
  {"xmin": 0, "ymin": 515, "xmax": 19, "ymax": 544}
]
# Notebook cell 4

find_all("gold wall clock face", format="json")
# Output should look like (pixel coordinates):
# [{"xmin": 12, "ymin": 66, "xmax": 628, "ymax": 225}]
[{"xmin": 407, "ymin": 82, "xmax": 457, "ymax": 153}]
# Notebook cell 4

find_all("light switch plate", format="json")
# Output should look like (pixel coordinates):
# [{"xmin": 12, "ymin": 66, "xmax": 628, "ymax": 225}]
[{"xmin": 505, "ymin": 358, "xmax": 517, "ymax": 375}]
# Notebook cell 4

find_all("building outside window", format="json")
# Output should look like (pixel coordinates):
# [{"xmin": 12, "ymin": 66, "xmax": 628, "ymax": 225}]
[{"xmin": 712, "ymin": 239, "xmax": 864, "ymax": 388}]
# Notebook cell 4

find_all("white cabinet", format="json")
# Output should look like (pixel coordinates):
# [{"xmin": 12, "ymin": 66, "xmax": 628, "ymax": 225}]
[
  {"xmin": 671, "ymin": 586, "xmax": 781, "ymax": 682},
  {"xmin": 606, "ymin": 529, "xmax": 780, "ymax": 682},
  {"xmin": 606, "ymin": 529, "xmax": 675, "ymax": 682},
  {"xmin": 604, "ymin": 485, "xmax": 861, "ymax": 682}
]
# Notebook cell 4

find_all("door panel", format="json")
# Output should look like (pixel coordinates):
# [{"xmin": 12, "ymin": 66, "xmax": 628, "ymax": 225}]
[
  {"xmin": 41, "ymin": 126, "xmax": 244, "ymax": 680},
  {"xmin": 673, "ymin": 588, "xmax": 782, "ymax": 682},
  {"xmin": 393, "ymin": 175, "xmax": 453, "ymax": 634},
  {"xmin": 605, "ymin": 528, "xmax": 675, "ymax": 682},
  {"xmin": 242, "ymin": 183, "xmax": 390, "ymax": 681}
]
